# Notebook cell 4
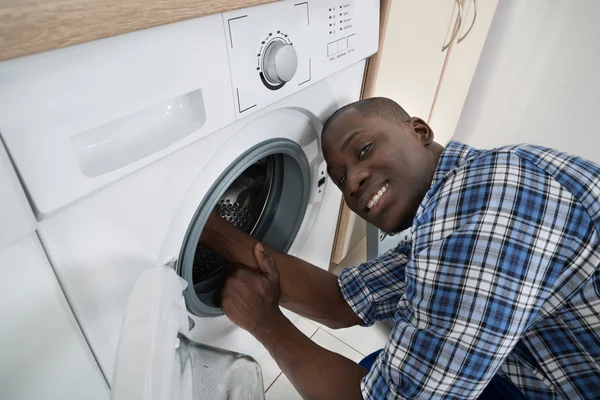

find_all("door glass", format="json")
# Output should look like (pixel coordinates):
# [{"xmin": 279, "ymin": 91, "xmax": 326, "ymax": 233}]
[{"xmin": 173, "ymin": 333, "xmax": 264, "ymax": 400}]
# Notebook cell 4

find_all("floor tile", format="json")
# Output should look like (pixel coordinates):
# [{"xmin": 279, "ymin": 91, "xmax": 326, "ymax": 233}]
[
  {"xmin": 255, "ymin": 350, "xmax": 281, "ymax": 391},
  {"xmin": 311, "ymin": 328, "xmax": 364, "ymax": 363},
  {"xmin": 265, "ymin": 328, "xmax": 364, "ymax": 399},
  {"xmin": 320, "ymin": 321, "xmax": 391, "ymax": 356},
  {"xmin": 287, "ymin": 312, "xmax": 319, "ymax": 338},
  {"xmin": 257, "ymin": 313, "xmax": 318, "ymax": 391},
  {"xmin": 265, "ymin": 328, "xmax": 367, "ymax": 398},
  {"xmin": 265, "ymin": 374, "xmax": 302, "ymax": 400}
]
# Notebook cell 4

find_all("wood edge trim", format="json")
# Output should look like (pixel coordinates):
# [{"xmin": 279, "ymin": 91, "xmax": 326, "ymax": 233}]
[
  {"xmin": 0, "ymin": 0, "xmax": 277, "ymax": 61},
  {"xmin": 330, "ymin": 197, "xmax": 353, "ymax": 265}
]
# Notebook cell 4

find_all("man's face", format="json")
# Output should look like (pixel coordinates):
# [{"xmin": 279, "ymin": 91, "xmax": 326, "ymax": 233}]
[{"xmin": 322, "ymin": 110, "xmax": 436, "ymax": 233}]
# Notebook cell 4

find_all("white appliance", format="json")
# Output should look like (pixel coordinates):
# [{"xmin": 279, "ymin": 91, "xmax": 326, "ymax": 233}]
[
  {"xmin": 0, "ymin": 141, "xmax": 108, "ymax": 399},
  {"xmin": 0, "ymin": 0, "xmax": 379, "ymax": 396}
]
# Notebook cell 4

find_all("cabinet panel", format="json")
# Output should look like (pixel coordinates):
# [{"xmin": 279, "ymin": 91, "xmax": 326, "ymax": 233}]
[
  {"xmin": 373, "ymin": 0, "xmax": 460, "ymax": 118},
  {"xmin": 0, "ymin": 234, "xmax": 108, "ymax": 400},
  {"xmin": 428, "ymin": 0, "xmax": 499, "ymax": 144}
]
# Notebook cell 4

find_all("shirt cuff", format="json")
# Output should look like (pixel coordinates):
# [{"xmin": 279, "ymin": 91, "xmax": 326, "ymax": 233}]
[{"xmin": 337, "ymin": 267, "xmax": 376, "ymax": 327}]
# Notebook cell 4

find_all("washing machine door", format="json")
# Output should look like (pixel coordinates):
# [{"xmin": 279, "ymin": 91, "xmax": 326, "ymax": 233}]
[
  {"xmin": 111, "ymin": 261, "xmax": 189, "ymax": 400},
  {"xmin": 111, "ymin": 261, "xmax": 264, "ymax": 400}
]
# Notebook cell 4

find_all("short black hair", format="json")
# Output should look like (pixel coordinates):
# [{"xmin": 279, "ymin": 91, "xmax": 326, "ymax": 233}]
[{"xmin": 322, "ymin": 97, "xmax": 411, "ymax": 137}]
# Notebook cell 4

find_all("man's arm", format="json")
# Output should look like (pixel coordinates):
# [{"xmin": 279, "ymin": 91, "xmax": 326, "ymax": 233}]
[
  {"xmin": 257, "ymin": 313, "xmax": 367, "ymax": 400},
  {"xmin": 220, "ymin": 244, "xmax": 367, "ymax": 400},
  {"xmin": 200, "ymin": 212, "xmax": 362, "ymax": 328}
]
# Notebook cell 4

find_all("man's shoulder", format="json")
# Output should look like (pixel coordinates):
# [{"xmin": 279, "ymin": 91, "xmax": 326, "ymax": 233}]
[
  {"xmin": 427, "ymin": 141, "xmax": 600, "ymax": 231},
  {"xmin": 458, "ymin": 142, "xmax": 600, "ymax": 202},
  {"xmin": 420, "ymin": 143, "xmax": 566, "ymax": 227},
  {"xmin": 451, "ymin": 141, "xmax": 600, "ymax": 175},
  {"xmin": 424, "ymin": 141, "xmax": 600, "ymax": 217},
  {"xmin": 435, "ymin": 142, "xmax": 531, "ymax": 187},
  {"xmin": 435, "ymin": 141, "xmax": 524, "ymax": 180}
]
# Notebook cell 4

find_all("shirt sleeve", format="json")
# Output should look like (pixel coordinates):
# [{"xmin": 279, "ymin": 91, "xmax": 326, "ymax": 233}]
[{"xmin": 337, "ymin": 240, "xmax": 412, "ymax": 326}]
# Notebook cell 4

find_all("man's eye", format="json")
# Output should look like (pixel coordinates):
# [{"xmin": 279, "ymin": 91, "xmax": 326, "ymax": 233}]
[
  {"xmin": 359, "ymin": 143, "xmax": 373, "ymax": 159},
  {"xmin": 338, "ymin": 174, "xmax": 346, "ymax": 186}
]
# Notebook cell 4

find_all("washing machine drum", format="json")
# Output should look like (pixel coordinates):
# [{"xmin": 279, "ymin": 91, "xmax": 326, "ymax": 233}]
[
  {"xmin": 192, "ymin": 155, "xmax": 279, "ymax": 283},
  {"xmin": 184, "ymin": 141, "xmax": 309, "ymax": 317}
]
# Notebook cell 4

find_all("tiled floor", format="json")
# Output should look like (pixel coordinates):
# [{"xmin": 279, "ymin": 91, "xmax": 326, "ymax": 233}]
[{"xmin": 260, "ymin": 315, "xmax": 391, "ymax": 399}]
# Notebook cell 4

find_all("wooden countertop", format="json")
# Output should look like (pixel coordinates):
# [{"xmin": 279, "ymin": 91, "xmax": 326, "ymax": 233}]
[{"xmin": 0, "ymin": 0, "xmax": 276, "ymax": 61}]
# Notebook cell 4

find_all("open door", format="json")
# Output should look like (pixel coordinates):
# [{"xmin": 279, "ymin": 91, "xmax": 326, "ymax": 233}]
[{"xmin": 111, "ymin": 262, "xmax": 264, "ymax": 400}]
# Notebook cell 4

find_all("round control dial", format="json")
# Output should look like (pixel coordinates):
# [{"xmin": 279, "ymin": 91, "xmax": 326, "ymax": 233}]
[{"xmin": 262, "ymin": 39, "xmax": 298, "ymax": 85}]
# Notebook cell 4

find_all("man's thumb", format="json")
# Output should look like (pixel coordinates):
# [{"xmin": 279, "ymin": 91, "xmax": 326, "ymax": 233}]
[{"xmin": 254, "ymin": 243, "xmax": 277, "ymax": 280}]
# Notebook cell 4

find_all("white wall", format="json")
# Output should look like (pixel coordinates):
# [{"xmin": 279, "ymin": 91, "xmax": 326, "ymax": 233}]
[{"xmin": 454, "ymin": 0, "xmax": 600, "ymax": 164}]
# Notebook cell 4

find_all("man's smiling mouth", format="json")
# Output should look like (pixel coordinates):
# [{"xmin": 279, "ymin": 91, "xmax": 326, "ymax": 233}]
[{"xmin": 367, "ymin": 182, "xmax": 389, "ymax": 210}]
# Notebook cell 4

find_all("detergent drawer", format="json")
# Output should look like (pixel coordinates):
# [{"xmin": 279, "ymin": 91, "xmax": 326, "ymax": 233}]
[{"xmin": 0, "ymin": 15, "xmax": 235, "ymax": 217}]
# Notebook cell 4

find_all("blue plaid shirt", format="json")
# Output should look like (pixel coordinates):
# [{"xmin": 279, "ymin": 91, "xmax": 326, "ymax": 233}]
[{"xmin": 339, "ymin": 141, "xmax": 600, "ymax": 399}]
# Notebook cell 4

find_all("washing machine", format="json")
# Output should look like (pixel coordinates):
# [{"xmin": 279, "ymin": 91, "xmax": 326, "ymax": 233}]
[
  {"xmin": 0, "ymin": 0, "xmax": 379, "ymax": 393},
  {"xmin": 0, "ymin": 141, "xmax": 108, "ymax": 399}
]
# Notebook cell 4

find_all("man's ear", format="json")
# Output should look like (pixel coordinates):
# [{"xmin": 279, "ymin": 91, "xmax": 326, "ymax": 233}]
[{"xmin": 407, "ymin": 117, "xmax": 434, "ymax": 145}]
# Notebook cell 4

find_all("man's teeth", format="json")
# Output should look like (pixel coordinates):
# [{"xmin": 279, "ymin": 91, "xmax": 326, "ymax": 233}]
[{"xmin": 367, "ymin": 183, "xmax": 389, "ymax": 210}]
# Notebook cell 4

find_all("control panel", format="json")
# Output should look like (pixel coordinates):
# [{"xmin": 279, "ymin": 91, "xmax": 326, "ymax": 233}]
[
  {"xmin": 223, "ymin": 0, "xmax": 379, "ymax": 119},
  {"xmin": 326, "ymin": 4, "xmax": 357, "ymax": 58}
]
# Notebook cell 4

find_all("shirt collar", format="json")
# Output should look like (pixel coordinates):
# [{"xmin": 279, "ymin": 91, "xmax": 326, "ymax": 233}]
[
  {"xmin": 413, "ymin": 141, "xmax": 477, "ymax": 226},
  {"xmin": 430, "ymin": 140, "xmax": 476, "ymax": 186}
]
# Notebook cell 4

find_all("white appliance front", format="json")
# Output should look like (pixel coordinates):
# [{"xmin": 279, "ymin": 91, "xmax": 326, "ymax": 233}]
[
  {"xmin": 36, "ymin": 64, "xmax": 365, "ymax": 382},
  {"xmin": 0, "ymin": 0, "xmax": 379, "ymax": 391},
  {"xmin": 0, "ymin": 142, "xmax": 108, "ymax": 400}
]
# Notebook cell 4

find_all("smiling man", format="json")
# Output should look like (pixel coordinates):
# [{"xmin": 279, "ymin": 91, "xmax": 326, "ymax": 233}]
[
  {"xmin": 200, "ymin": 97, "xmax": 600, "ymax": 399},
  {"xmin": 321, "ymin": 98, "xmax": 441, "ymax": 234}
]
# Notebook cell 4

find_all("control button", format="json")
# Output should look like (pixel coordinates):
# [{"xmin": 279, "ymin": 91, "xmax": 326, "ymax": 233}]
[
  {"xmin": 347, "ymin": 34, "xmax": 356, "ymax": 48},
  {"xmin": 263, "ymin": 39, "xmax": 298, "ymax": 84},
  {"xmin": 327, "ymin": 42, "xmax": 337, "ymax": 56},
  {"xmin": 337, "ymin": 38, "xmax": 347, "ymax": 52}
]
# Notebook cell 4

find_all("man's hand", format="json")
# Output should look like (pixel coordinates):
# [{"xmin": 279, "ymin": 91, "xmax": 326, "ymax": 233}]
[{"xmin": 220, "ymin": 243, "xmax": 284, "ymax": 336}]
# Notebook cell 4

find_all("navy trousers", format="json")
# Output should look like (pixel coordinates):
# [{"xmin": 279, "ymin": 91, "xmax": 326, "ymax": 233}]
[{"xmin": 358, "ymin": 350, "xmax": 528, "ymax": 400}]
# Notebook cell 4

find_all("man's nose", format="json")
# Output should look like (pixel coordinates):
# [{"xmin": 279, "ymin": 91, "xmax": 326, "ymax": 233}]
[{"xmin": 347, "ymin": 168, "xmax": 370, "ymax": 197}]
